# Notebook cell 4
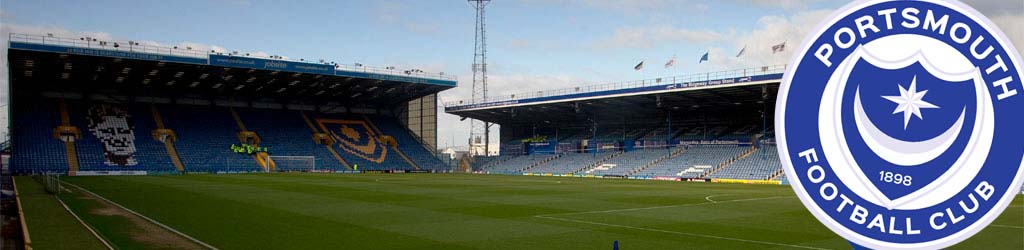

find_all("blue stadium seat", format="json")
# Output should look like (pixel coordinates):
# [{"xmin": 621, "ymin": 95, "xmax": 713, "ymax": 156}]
[{"xmin": 10, "ymin": 101, "xmax": 67, "ymax": 174}]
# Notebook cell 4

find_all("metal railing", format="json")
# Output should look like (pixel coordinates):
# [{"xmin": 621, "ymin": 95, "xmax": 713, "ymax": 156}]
[
  {"xmin": 444, "ymin": 65, "xmax": 786, "ymax": 108},
  {"xmin": 10, "ymin": 33, "xmax": 209, "ymax": 58},
  {"xmin": 9, "ymin": 33, "xmax": 456, "ymax": 82}
]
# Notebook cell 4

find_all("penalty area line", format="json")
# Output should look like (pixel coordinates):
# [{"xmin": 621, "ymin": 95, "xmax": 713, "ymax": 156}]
[{"xmin": 534, "ymin": 215, "xmax": 832, "ymax": 250}]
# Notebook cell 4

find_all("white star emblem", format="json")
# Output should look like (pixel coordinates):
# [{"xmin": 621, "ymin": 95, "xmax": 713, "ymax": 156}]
[{"xmin": 882, "ymin": 76, "xmax": 939, "ymax": 129}]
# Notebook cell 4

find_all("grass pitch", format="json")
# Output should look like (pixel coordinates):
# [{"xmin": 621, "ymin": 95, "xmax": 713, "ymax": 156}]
[{"xmin": 38, "ymin": 173, "xmax": 1024, "ymax": 249}]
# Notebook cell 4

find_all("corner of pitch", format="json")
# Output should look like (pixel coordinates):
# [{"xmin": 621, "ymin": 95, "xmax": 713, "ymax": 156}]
[{"xmin": 794, "ymin": 148, "xmax": 999, "ymax": 236}]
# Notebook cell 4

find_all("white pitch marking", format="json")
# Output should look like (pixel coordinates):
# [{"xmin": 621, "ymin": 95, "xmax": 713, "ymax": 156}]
[
  {"xmin": 62, "ymin": 181, "xmax": 220, "ymax": 250},
  {"xmin": 535, "ymin": 215, "xmax": 832, "ymax": 250},
  {"xmin": 536, "ymin": 195, "xmax": 791, "ymax": 217},
  {"xmin": 989, "ymin": 224, "xmax": 1024, "ymax": 229},
  {"xmin": 704, "ymin": 194, "xmax": 738, "ymax": 203}
]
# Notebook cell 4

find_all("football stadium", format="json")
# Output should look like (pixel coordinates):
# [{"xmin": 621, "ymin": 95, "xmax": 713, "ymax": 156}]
[{"xmin": 1, "ymin": 1, "xmax": 1023, "ymax": 250}]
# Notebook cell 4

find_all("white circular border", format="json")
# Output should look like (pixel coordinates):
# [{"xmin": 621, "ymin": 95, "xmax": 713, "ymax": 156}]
[{"xmin": 775, "ymin": 0, "xmax": 1024, "ymax": 249}]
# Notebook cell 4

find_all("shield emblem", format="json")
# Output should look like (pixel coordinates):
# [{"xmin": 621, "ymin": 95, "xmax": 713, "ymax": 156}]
[
  {"xmin": 818, "ymin": 43, "xmax": 994, "ymax": 210},
  {"xmin": 316, "ymin": 119, "xmax": 388, "ymax": 163}
]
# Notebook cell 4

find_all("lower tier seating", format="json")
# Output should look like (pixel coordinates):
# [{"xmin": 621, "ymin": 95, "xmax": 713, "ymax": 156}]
[
  {"xmin": 634, "ymin": 145, "xmax": 749, "ymax": 178},
  {"xmin": 11, "ymin": 99, "xmax": 443, "ymax": 174},
  {"xmin": 708, "ymin": 145, "xmax": 781, "ymax": 180}
]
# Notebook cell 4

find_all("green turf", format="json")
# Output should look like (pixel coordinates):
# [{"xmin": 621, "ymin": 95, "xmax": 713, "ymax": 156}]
[
  {"xmin": 14, "ymin": 177, "xmax": 108, "ymax": 250},
  {"xmin": 46, "ymin": 173, "xmax": 1024, "ymax": 250}
]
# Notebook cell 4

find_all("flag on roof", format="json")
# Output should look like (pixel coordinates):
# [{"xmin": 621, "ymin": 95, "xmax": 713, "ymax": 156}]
[
  {"xmin": 736, "ymin": 46, "xmax": 746, "ymax": 57},
  {"xmin": 664, "ymin": 56, "xmax": 676, "ymax": 68},
  {"xmin": 634, "ymin": 60, "xmax": 644, "ymax": 71},
  {"xmin": 698, "ymin": 52, "xmax": 709, "ymax": 63},
  {"xmin": 772, "ymin": 42, "xmax": 786, "ymax": 53}
]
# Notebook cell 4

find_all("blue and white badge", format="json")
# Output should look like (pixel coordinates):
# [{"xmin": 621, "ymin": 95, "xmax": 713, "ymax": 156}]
[{"xmin": 776, "ymin": 0, "xmax": 1024, "ymax": 249}]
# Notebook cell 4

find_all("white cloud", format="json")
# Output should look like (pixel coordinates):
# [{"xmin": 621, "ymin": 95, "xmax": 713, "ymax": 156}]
[
  {"xmin": 374, "ymin": 1, "xmax": 441, "ymax": 35},
  {"xmin": 703, "ymin": 9, "xmax": 833, "ymax": 69},
  {"xmin": 595, "ymin": 25, "xmax": 726, "ymax": 49},
  {"xmin": 962, "ymin": 0, "xmax": 1024, "ymax": 17},
  {"xmin": 990, "ymin": 15, "xmax": 1024, "ymax": 51},
  {"xmin": 520, "ymin": 0, "xmax": 691, "ymax": 12},
  {"xmin": 741, "ymin": 0, "xmax": 824, "ymax": 10}
]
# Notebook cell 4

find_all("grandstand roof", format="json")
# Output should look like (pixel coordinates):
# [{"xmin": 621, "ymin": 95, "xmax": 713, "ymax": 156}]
[
  {"xmin": 444, "ymin": 65, "xmax": 785, "ymax": 126},
  {"xmin": 6, "ymin": 33, "xmax": 455, "ymax": 108}
]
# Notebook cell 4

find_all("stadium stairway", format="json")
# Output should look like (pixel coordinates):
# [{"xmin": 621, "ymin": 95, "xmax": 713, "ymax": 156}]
[
  {"xmin": 470, "ymin": 155, "xmax": 515, "ymax": 171},
  {"xmin": 160, "ymin": 105, "xmax": 261, "ymax": 173},
  {"xmin": 363, "ymin": 115, "xmax": 421, "ymax": 170},
  {"xmin": 707, "ymin": 146, "xmax": 781, "ymax": 180},
  {"xmin": 238, "ymin": 109, "xmax": 350, "ymax": 171},
  {"xmin": 633, "ymin": 145, "xmax": 749, "ymax": 178},
  {"xmin": 230, "ymin": 108, "xmax": 275, "ymax": 172},
  {"xmin": 58, "ymin": 100, "xmax": 80, "ymax": 173},
  {"xmin": 699, "ymin": 146, "xmax": 757, "ymax": 178},
  {"xmin": 565, "ymin": 151, "xmax": 623, "ymax": 175},
  {"xmin": 527, "ymin": 151, "xmax": 620, "ymax": 174},
  {"xmin": 366, "ymin": 115, "xmax": 449, "ymax": 170},
  {"xmin": 308, "ymin": 113, "xmax": 414, "ymax": 171},
  {"xmin": 300, "ymin": 111, "xmax": 353, "ymax": 170},
  {"xmin": 13, "ymin": 99, "xmax": 447, "ymax": 173},
  {"xmin": 626, "ymin": 146, "xmax": 688, "ymax": 176},
  {"xmin": 66, "ymin": 101, "xmax": 178, "ymax": 173},
  {"xmin": 149, "ymin": 105, "xmax": 186, "ymax": 172},
  {"xmin": 488, "ymin": 154, "xmax": 559, "ymax": 173},
  {"xmin": 769, "ymin": 169, "xmax": 786, "ymax": 180}
]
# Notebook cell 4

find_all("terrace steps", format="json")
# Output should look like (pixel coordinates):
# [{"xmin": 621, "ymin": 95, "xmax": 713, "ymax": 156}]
[
  {"xmin": 301, "ymin": 111, "xmax": 352, "ymax": 170},
  {"xmin": 519, "ymin": 154, "xmax": 561, "ymax": 172},
  {"xmin": 230, "ymin": 108, "xmax": 273, "ymax": 171},
  {"xmin": 768, "ymin": 168, "xmax": 786, "ymax": 180},
  {"xmin": 571, "ymin": 151, "xmax": 624, "ymax": 174},
  {"xmin": 150, "ymin": 105, "xmax": 186, "ymax": 172},
  {"xmin": 57, "ymin": 100, "xmax": 80, "ymax": 173},
  {"xmin": 478, "ymin": 156, "xmax": 515, "ymax": 170},
  {"xmin": 627, "ymin": 146, "xmax": 687, "ymax": 176},
  {"xmin": 700, "ymin": 146, "xmax": 756, "ymax": 178},
  {"xmin": 363, "ymin": 115, "xmax": 419, "ymax": 170}
]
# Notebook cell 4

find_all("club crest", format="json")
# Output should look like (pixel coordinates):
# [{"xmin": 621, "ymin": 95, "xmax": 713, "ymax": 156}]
[
  {"xmin": 777, "ymin": 0, "xmax": 1024, "ymax": 249},
  {"xmin": 316, "ymin": 119, "xmax": 388, "ymax": 163}
]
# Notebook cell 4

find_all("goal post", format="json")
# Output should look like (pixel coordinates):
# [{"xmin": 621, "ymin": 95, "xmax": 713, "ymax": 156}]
[{"xmin": 269, "ymin": 156, "xmax": 317, "ymax": 172}]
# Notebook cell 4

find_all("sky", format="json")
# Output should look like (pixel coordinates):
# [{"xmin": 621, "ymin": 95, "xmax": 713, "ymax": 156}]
[{"xmin": 0, "ymin": 0, "xmax": 1021, "ymax": 149}]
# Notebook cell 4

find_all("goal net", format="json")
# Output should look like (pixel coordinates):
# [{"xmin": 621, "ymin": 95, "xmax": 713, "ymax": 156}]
[{"xmin": 269, "ymin": 156, "xmax": 317, "ymax": 172}]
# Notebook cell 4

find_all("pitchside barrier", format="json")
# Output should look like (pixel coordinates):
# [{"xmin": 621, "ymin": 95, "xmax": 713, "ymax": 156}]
[{"xmin": 31, "ymin": 173, "xmax": 62, "ymax": 194}]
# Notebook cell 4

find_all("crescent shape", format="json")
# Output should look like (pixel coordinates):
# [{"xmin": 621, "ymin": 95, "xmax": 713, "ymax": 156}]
[{"xmin": 853, "ymin": 87, "xmax": 966, "ymax": 166}]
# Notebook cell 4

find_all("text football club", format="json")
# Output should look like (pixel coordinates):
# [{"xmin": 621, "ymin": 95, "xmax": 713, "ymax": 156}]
[{"xmin": 776, "ymin": 0, "xmax": 1024, "ymax": 249}]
